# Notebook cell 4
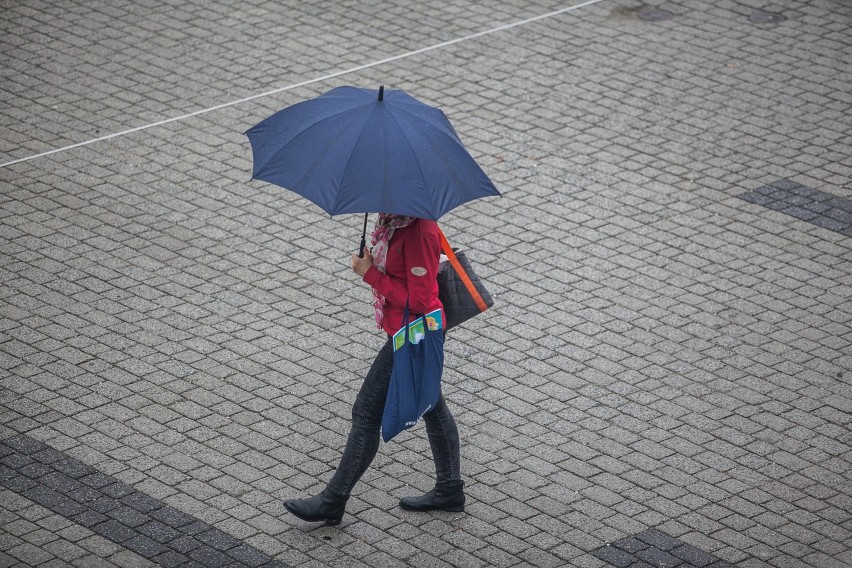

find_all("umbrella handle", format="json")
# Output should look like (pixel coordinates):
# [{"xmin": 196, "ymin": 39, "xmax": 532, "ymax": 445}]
[{"xmin": 358, "ymin": 213, "xmax": 369, "ymax": 258}]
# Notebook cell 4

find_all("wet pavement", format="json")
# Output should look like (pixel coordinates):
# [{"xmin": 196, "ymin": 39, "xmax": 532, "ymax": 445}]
[{"xmin": 1, "ymin": 1, "xmax": 850, "ymax": 567}]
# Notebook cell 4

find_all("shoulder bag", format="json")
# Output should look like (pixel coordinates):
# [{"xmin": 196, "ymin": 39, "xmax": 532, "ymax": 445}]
[{"xmin": 437, "ymin": 229, "xmax": 494, "ymax": 330}]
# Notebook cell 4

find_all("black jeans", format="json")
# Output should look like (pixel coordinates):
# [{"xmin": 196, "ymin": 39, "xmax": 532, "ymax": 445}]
[{"xmin": 326, "ymin": 337, "xmax": 461, "ymax": 496}]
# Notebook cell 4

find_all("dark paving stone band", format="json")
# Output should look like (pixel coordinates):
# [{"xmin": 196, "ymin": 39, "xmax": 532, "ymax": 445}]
[
  {"xmin": 0, "ymin": 434, "xmax": 288, "ymax": 568},
  {"xmin": 740, "ymin": 179, "xmax": 852, "ymax": 237},
  {"xmin": 592, "ymin": 528, "xmax": 736, "ymax": 568}
]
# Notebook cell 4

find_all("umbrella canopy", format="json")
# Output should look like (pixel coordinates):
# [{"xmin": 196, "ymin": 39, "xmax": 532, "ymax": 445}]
[{"xmin": 246, "ymin": 86, "xmax": 500, "ymax": 221}]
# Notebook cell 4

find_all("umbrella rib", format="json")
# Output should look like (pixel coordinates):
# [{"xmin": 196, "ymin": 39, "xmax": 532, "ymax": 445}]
[
  {"xmin": 391, "ymin": 104, "xmax": 473, "ymax": 157},
  {"xmin": 386, "ymin": 105, "xmax": 492, "ymax": 215},
  {"xmin": 383, "ymin": 109, "xmax": 430, "ymax": 201},
  {"xmin": 330, "ymin": 104, "xmax": 382, "ymax": 214},
  {"xmin": 261, "ymin": 103, "xmax": 378, "ymax": 213}
]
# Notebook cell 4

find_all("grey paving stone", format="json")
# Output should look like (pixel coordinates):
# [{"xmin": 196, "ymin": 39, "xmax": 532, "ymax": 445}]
[
  {"xmin": 186, "ymin": 545, "xmax": 234, "ymax": 568},
  {"xmin": 170, "ymin": 535, "xmax": 204, "ymax": 554},
  {"xmin": 149, "ymin": 505, "xmax": 196, "ymax": 528},
  {"xmin": 93, "ymin": 519, "xmax": 137, "ymax": 544},
  {"xmin": 120, "ymin": 493, "xmax": 162, "ymax": 514},
  {"xmin": 3, "ymin": 0, "xmax": 852, "ymax": 567},
  {"xmin": 636, "ymin": 546, "xmax": 682, "ymax": 568},
  {"xmin": 72, "ymin": 510, "xmax": 110, "ymax": 529},
  {"xmin": 672, "ymin": 544, "xmax": 721, "ymax": 567},
  {"xmin": 137, "ymin": 520, "xmax": 181, "ymax": 544},
  {"xmin": 595, "ymin": 529, "xmax": 737, "ymax": 568},
  {"xmin": 1, "ymin": 435, "xmax": 288, "ymax": 567},
  {"xmin": 196, "ymin": 528, "xmax": 242, "ymax": 551},
  {"xmin": 740, "ymin": 181, "xmax": 852, "ymax": 234},
  {"xmin": 613, "ymin": 536, "xmax": 649, "ymax": 554},
  {"xmin": 3, "ymin": 435, "xmax": 49, "ymax": 455},
  {"xmin": 106, "ymin": 506, "xmax": 149, "ymax": 529},
  {"xmin": 227, "ymin": 543, "xmax": 275, "ymax": 567},
  {"xmin": 1, "ymin": 473, "xmax": 38, "ymax": 494},
  {"xmin": 592, "ymin": 544, "xmax": 635, "ymax": 568},
  {"xmin": 123, "ymin": 534, "xmax": 169, "ymax": 559},
  {"xmin": 152, "ymin": 550, "xmax": 189, "ymax": 568},
  {"xmin": 635, "ymin": 528, "xmax": 683, "ymax": 552}
]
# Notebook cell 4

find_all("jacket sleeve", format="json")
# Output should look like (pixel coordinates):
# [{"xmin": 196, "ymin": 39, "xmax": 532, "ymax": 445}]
[{"xmin": 363, "ymin": 220, "xmax": 441, "ymax": 313}]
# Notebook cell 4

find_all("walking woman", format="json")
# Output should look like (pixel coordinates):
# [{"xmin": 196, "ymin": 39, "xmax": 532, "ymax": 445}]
[{"xmin": 284, "ymin": 213, "xmax": 464, "ymax": 525}]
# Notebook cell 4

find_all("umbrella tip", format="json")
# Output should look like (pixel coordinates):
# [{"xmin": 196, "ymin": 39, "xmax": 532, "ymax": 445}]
[{"xmin": 378, "ymin": 85, "xmax": 384, "ymax": 101}]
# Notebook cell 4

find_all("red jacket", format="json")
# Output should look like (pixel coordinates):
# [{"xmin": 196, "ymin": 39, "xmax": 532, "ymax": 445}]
[{"xmin": 363, "ymin": 219, "xmax": 445, "ymax": 336}]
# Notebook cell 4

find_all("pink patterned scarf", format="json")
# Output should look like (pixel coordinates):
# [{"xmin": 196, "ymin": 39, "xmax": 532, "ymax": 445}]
[{"xmin": 371, "ymin": 213, "xmax": 415, "ymax": 329}]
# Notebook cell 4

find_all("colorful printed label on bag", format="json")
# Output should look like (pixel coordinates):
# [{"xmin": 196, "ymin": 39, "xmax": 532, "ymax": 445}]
[
  {"xmin": 424, "ymin": 310, "xmax": 442, "ymax": 332},
  {"xmin": 393, "ymin": 309, "xmax": 443, "ymax": 351}
]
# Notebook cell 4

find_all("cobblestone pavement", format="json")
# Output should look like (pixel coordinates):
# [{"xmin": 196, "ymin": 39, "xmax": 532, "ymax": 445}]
[{"xmin": 1, "ymin": 1, "xmax": 850, "ymax": 567}]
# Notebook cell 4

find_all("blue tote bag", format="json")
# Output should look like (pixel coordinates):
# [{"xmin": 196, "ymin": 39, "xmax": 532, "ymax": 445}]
[{"xmin": 381, "ymin": 303, "xmax": 444, "ymax": 442}]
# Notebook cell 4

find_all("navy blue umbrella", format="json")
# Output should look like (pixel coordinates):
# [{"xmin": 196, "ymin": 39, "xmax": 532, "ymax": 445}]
[{"xmin": 246, "ymin": 86, "xmax": 500, "ymax": 254}]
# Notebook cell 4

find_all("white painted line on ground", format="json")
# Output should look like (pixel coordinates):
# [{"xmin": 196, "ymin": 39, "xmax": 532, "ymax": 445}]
[{"xmin": 0, "ymin": 0, "xmax": 607, "ymax": 169}]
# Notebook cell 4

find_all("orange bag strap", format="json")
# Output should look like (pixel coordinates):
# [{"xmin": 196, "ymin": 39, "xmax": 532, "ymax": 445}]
[{"xmin": 438, "ymin": 228, "xmax": 489, "ymax": 313}]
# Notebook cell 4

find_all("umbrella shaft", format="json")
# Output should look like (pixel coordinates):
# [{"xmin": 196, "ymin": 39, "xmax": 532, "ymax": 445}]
[{"xmin": 359, "ymin": 213, "xmax": 369, "ymax": 257}]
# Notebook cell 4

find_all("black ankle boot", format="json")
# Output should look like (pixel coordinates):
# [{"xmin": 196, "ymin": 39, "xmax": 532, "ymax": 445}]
[
  {"xmin": 284, "ymin": 489, "xmax": 349, "ymax": 525},
  {"xmin": 400, "ymin": 481, "xmax": 465, "ymax": 512}
]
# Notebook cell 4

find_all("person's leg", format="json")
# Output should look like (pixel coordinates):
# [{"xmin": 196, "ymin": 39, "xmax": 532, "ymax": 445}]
[
  {"xmin": 423, "ymin": 396, "xmax": 461, "ymax": 484},
  {"xmin": 285, "ymin": 338, "xmax": 394, "ymax": 523},
  {"xmin": 326, "ymin": 337, "xmax": 394, "ymax": 495},
  {"xmin": 400, "ymin": 394, "xmax": 465, "ymax": 512}
]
